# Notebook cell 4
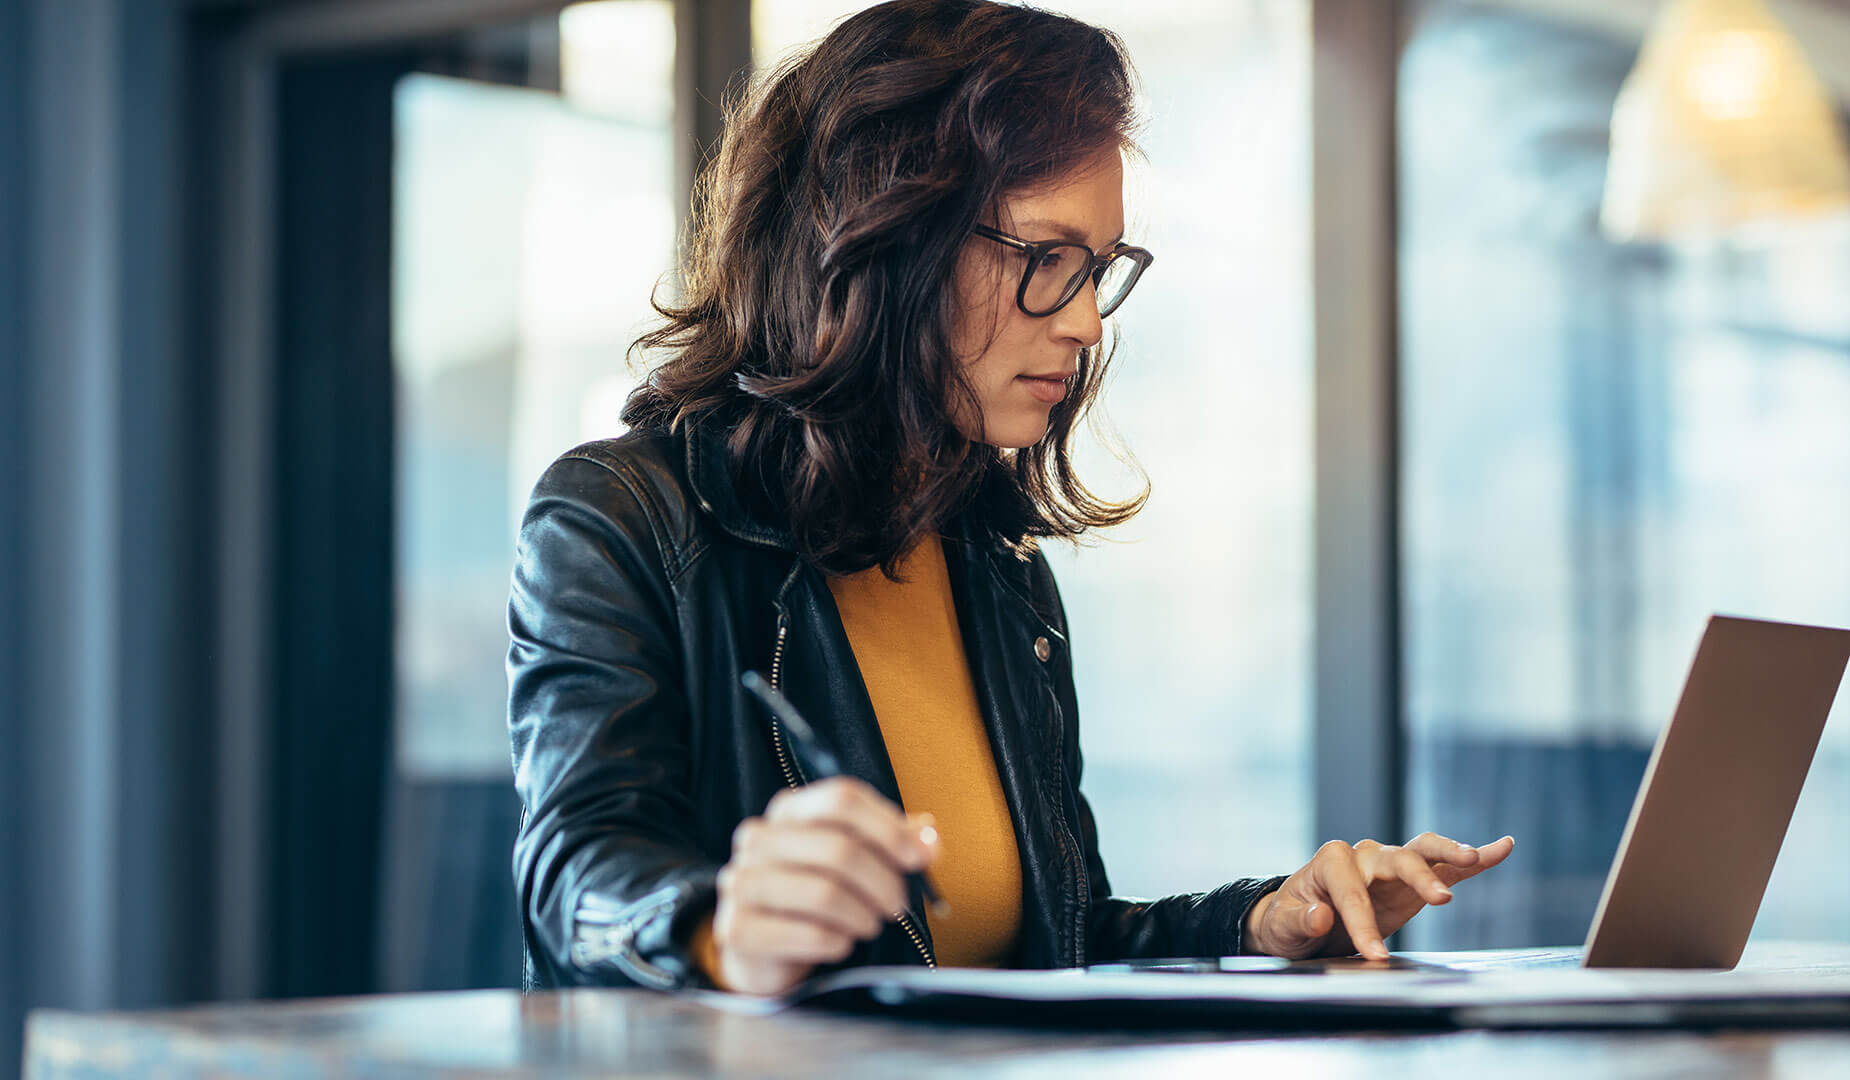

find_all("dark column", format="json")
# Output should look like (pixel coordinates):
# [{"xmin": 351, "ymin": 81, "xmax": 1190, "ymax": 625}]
[
  {"xmin": 674, "ymin": 0, "xmax": 752, "ymax": 224},
  {"xmin": 268, "ymin": 50, "xmax": 411, "ymax": 998},
  {"xmin": 1, "ymin": 1, "xmax": 29, "ymax": 1072}
]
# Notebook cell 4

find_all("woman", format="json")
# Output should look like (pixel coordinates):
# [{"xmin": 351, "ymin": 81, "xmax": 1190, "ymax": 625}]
[{"xmin": 508, "ymin": 0, "xmax": 1512, "ymax": 997}]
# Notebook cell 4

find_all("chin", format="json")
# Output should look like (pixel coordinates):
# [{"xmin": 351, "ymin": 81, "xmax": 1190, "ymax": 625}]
[{"xmin": 984, "ymin": 418, "xmax": 1053, "ymax": 450}]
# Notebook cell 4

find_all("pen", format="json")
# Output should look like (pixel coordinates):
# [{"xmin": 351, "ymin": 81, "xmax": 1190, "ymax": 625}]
[{"xmin": 740, "ymin": 670, "xmax": 949, "ymax": 920}]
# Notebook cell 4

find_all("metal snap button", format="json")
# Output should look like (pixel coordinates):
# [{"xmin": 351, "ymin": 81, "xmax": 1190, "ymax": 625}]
[{"xmin": 1034, "ymin": 636, "xmax": 1052, "ymax": 662}]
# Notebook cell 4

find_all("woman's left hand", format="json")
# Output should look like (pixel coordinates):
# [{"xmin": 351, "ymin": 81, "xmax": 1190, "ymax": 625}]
[{"xmin": 1243, "ymin": 833, "xmax": 1515, "ymax": 960}]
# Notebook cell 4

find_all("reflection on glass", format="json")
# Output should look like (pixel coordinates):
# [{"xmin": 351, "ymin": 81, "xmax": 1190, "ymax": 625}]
[
  {"xmin": 1401, "ymin": 0, "xmax": 1850, "ymax": 947},
  {"xmin": 756, "ymin": 0, "xmax": 1315, "ymax": 898}
]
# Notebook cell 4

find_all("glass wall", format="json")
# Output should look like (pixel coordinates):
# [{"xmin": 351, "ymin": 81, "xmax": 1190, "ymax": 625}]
[
  {"xmin": 1400, "ymin": 0, "xmax": 1850, "ymax": 947},
  {"xmin": 392, "ymin": 1, "xmax": 676, "ymax": 780},
  {"xmin": 756, "ymin": 0, "xmax": 1316, "ymax": 897}
]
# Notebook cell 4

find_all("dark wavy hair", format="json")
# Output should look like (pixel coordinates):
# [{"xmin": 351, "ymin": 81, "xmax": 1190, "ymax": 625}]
[{"xmin": 622, "ymin": 0, "xmax": 1148, "ymax": 577}]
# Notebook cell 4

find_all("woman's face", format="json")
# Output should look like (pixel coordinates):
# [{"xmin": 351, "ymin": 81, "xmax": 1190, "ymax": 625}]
[{"xmin": 949, "ymin": 147, "xmax": 1126, "ymax": 449}]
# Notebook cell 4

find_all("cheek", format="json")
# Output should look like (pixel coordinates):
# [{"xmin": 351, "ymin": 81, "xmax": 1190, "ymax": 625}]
[
  {"xmin": 959, "ymin": 315, "xmax": 1039, "ymax": 423},
  {"xmin": 948, "ymin": 259, "xmax": 1019, "ymax": 425},
  {"xmin": 966, "ymin": 317, "xmax": 1034, "ymax": 392},
  {"xmin": 950, "ymin": 257, "xmax": 1008, "ymax": 362},
  {"xmin": 962, "ymin": 318, "xmax": 1050, "ymax": 447}
]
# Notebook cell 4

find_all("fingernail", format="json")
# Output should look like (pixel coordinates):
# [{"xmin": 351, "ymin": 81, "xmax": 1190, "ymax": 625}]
[
  {"xmin": 1435, "ymin": 885, "xmax": 1453, "ymax": 898},
  {"xmin": 918, "ymin": 824, "xmax": 939, "ymax": 848}
]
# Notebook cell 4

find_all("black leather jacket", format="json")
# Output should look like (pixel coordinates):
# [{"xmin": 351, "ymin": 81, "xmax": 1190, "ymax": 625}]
[{"xmin": 507, "ymin": 418, "xmax": 1285, "ymax": 990}]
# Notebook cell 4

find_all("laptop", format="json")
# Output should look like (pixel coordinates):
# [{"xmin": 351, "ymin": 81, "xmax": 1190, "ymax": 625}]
[
  {"xmin": 1102, "ymin": 613, "xmax": 1850, "ymax": 976},
  {"xmin": 698, "ymin": 615, "xmax": 1850, "ymax": 1027}
]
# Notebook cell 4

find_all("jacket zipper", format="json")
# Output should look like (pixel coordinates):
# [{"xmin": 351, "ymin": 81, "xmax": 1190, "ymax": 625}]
[
  {"xmin": 766, "ymin": 605, "xmax": 936, "ymax": 969},
  {"xmin": 768, "ymin": 616, "xmax": 801, "ymax": 789}
]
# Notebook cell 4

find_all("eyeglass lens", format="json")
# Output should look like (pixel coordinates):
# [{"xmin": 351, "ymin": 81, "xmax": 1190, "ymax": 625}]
[
  {"xmin": 1093, "ymin": 256, "xmax": 1140, "ymax": 315},
  {"xmin": 1023, "ymin": 245, "xmax": 1141, "ymax": 316}
]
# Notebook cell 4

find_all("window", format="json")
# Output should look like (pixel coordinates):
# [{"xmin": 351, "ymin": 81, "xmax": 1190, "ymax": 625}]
[
  {"xmin": 1400, "ymin": 0, "xmax": 1850, "ymax": 947},
  {"xmin": 392, "ymin": 0, "xmax": 676, "ymax": 780}
]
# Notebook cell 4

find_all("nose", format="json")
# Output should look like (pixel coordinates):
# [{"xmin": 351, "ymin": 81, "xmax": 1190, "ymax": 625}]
[{"xmin": 1050, "ymin": 274, "xmax": 1104, "ymax": 350}]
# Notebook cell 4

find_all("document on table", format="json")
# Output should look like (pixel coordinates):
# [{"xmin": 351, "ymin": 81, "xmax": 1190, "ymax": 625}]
[{"xmin": 688, "ymin": 963, "xmax": 1850, "ymax": 1028}]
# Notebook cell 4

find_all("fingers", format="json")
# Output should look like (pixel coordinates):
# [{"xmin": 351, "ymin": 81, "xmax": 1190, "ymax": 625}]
[
  {"xmin": 1369, "ymin": 843, "xmax": 1455, "ymax": 906},
  {"xmin": 717, "ymin": 905, "xmax": 860, "ymax": 966},
  {"xmin": 715, "ymin": 779, "xmax": 942, "ymax": 997},
  {"xmin": 765, "ymin": 778, "xmax": 935, "ymax": 875},
  {"xmin": 1463, "ymin": 834, "xmax": 1515, "ymax": 875},
  {"xmin": 1312, "ymin": 840, "xmax": 1389, "ymax": 960},
  {"xmin": 1428, "ymin": 833, "xmax": 1516, "ymax": 886},
  {"xmin": 1296, "ymin": 901, "xmax": 1334, "ymax": 941},
  {"xmin": 711, "ymin": 853, "xmax": 870, "ymax": 997},
  {"xmin": 714, "ymin": 778, "xmax": 942, "ymax": 994},
  {"xmin": 1404, "ymin": 831, "xmax": 1482, "ymax": 869},
  {"xmin": 1399, "ymin": 831, "xmax": 1518, "ymax": 884},
  {"xmin": 716, "ymin": 859, "xmax": 885, "ymax": 940},
  {"xmin": 1256, "ymin": 832, "xmax": 1517, "ymax": 963},
  {"xmin": 730, "ymin": 819, "xmax": 911, "ymax": 920}
]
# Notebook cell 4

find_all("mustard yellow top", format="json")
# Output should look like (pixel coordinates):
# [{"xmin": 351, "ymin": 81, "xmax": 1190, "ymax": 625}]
[
  {"xmin": 825, "ymin": 532, "xmax": 1024, "ymax": 968},
  {"xmin": 692, "ymin": 533, "xmax": 1023, "ymax": 984}
]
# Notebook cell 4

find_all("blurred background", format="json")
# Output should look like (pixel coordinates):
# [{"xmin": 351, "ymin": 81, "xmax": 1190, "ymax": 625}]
[{"xmin": 2, "ymin": 0, "xmax": 1848, "ymax": 1072}]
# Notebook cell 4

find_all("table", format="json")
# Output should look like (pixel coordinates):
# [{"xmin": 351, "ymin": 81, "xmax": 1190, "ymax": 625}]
[{"xmin": 24, "ymin": 945, "xmax": 1850, "ymax": 1078}]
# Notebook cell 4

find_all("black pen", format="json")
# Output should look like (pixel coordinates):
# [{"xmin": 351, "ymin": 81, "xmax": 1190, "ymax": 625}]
[{"xmin": 740, "ymin": 670, "xmax": 949, "ymax": 920}]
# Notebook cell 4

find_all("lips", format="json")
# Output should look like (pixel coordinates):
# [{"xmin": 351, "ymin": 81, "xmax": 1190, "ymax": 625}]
[{"xmin": 1016, "ymin": 373, "xmax": 1070, "ymax": 405}]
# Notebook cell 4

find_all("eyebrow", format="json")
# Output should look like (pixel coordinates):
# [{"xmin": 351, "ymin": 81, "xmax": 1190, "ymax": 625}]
[{"xmin": 1011, "ymin": 218, "xmax": 1127, "ymax": 252}]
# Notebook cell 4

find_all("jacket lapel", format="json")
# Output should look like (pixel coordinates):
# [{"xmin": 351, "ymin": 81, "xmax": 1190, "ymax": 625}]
[
  {"xmin": 941, "ymin": 525, "xmax": 1079, "ymax": 969},
  {"xmin": 773, "ymin": 563, "xmax": 909, "ymax": 812}
]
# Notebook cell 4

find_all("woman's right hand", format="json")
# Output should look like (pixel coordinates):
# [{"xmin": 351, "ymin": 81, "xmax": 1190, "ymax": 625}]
[{"xmin": 710, "ymin": 776, "xmax": 940, "ymax": 996}]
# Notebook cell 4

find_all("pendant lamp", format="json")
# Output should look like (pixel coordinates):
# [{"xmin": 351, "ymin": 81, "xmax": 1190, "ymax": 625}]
[{"xmin": 1601, "ymin": 0, "xmax": 1850, "ymax": 240}]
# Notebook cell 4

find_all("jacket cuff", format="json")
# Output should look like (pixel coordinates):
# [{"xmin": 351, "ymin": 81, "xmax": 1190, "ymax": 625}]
[
  {"xmin": 687, "ymin": 910, "xmax": 731, "ymax": 991},
  {"xmin": 568, "ymin": 872, "xmax": 721, "ymax": 990}
]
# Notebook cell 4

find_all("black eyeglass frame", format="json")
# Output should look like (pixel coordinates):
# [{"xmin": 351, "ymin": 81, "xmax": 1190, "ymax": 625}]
[{"xmin": 971, "ymin": 224, "xmax": 1154, "ymax": 318}]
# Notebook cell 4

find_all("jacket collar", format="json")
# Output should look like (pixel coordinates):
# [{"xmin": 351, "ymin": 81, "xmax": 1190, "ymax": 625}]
[{"xmin": 683, "ymin": 413, "xmax": 798, "ymax": 552}]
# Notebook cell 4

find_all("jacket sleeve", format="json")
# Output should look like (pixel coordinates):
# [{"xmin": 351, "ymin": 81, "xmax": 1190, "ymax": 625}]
[
  {"xmin": 1075, "ymin": 778, "xmax": 1288, "ymax": 961},
  {"xmin": 1028, "ymin": 553, "xmax": 1287, "ymax": 962},
  {"xmin": 507, "ymin": 452, "xmax": 722, "ymax": 990}
]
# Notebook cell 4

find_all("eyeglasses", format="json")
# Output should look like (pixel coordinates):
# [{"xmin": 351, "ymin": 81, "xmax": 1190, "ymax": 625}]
[{"xmin": 971, "ymin": 224, "xmax": 1154, "ymax": 318}]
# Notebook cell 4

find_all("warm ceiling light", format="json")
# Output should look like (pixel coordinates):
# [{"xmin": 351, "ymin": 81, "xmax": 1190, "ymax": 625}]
[{"xmin": 1601, "ymin": 0, "xmax": 1850, "ymax": 240}]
